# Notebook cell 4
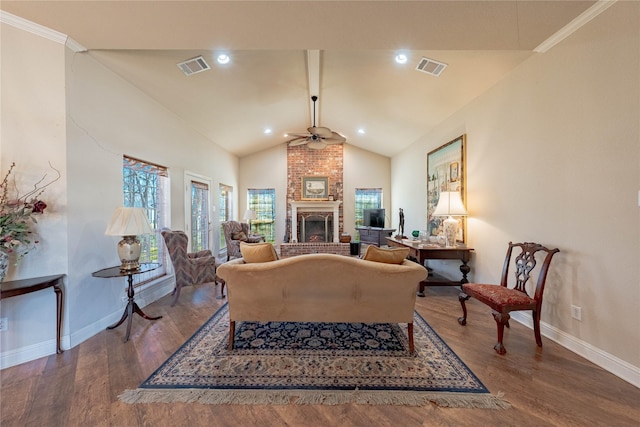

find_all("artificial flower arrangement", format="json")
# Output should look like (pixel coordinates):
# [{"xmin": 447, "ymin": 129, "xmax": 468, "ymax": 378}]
[{"xmin": 0, "ymin": 162, "xmax": 60, "ymax": 260}]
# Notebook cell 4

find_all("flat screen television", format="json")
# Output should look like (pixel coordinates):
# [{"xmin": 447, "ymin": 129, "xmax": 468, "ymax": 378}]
[{"xmin": 363, "ymin": 208, "xmax": 385, "ymax": 228}]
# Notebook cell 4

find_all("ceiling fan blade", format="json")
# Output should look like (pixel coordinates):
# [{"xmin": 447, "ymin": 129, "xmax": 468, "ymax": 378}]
[
  {"xmin": 307, "ymin": 141, "xmax": 327, "ymax": 150},
  {"xmin": 322, "ymin": 132, "xmax": 346, "ymax": 144},
  {"xmin": 288, "ymin": 138, "xmax": 309, "ymax": 146},
  {"xmin": 286, "ymin": 133, "xmax": 310, "ymax": 138},
  {"xmin": 308, "ymin": 126, "xmax": 332, "ymax": 138}
]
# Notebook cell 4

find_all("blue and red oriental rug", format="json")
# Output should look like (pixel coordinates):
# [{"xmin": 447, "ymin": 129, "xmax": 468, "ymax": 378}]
[{"xmin": 120, "ymin": 303, "xmax": 508, "ymax": 408}]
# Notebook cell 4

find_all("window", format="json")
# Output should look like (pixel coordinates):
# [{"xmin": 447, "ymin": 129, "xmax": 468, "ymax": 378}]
[
  {"xmin": 123, "ymin": 156, "xmax": 169, "ymax": 283},
  {"xmin": 219, "ymin": 184, "xmax": 233, "ymax": 251},
  {"xmin": 247, "ymin": 188, "xmax": 276, "ymax": 242},
  {"xmin": 355, "ymin": 188, "xmax": 383, "ymax": 227},
  {"xmin": 190, "ymin": 180, "xmax": 209, "ymax": 252}
]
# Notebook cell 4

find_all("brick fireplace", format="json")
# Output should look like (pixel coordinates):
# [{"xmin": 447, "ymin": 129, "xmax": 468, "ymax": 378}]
[{"xmin": 286, "ymin": 144, "xmax": 344, "ymax": 242}]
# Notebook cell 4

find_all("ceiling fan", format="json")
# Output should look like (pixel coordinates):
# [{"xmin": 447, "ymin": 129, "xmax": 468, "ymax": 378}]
[{"xmin": 286, "ymin": 95, "xmax": 346, "ymax": 149}]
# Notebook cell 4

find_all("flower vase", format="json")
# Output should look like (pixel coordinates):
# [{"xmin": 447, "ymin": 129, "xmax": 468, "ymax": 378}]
[{"xmin": 0, "ymin": 251, "xmax": 8, "ymax": 283}]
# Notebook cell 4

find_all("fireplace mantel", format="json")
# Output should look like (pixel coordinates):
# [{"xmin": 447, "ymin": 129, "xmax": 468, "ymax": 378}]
[{"xmin": 290, "ymin": 200, "xmax": 342, "ymax": 243}]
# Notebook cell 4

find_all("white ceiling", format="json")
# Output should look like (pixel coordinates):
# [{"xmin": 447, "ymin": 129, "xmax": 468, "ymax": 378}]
[{"xmin": 1, "ymin": 1, "xmax": 599, "ymax": 157}]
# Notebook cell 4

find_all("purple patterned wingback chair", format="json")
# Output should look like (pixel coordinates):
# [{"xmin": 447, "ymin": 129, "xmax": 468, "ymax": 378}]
[
  {"xmin": 221, "ymin": 221, "xmax": 265, "ymax": 261},
  {"xmin": 161, "ymin": 229, "xmax": 220, "ymax": 306}
]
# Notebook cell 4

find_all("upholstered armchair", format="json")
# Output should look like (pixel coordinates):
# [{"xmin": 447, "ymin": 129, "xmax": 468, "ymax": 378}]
[
  {"xmin": 161, "ymin": 229, "xmax": 220, "ymax": 306},
  {"xmin": 221, "ymin": 221, "xmax": 265, "ymax": 261}
]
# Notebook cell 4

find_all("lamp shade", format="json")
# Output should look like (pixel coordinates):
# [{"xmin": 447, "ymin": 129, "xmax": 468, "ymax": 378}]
[
  {"xmin": 105, "ymin": 207, "xmax": 153, "ymax": 236},
  {"xmin": 433, "ymin": 192, "xmax": 467, "ymax": 217},
  {"xmin": 243, "ymin": 209, "xmax": 256, "ymax": 221}
]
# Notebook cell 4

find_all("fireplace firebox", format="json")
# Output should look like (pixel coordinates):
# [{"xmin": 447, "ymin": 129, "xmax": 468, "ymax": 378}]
[{"xmin": 301, "ymin": 214, "xmax": 332, "ymax": 242}]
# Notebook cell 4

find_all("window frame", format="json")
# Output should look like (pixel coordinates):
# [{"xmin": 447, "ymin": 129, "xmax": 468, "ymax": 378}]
[
  {"xmin": 247, "ymin": 188, "xmax": 276, "ymax": 242},
  {"xmin": 122, "ymin": 155, "xmax": 170, "ymax": 285}
]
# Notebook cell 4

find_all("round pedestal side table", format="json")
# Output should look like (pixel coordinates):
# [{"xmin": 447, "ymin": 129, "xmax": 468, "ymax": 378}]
[{"xmin": 92, "ymin": 263, "xmax": 162, "ymax": 342}]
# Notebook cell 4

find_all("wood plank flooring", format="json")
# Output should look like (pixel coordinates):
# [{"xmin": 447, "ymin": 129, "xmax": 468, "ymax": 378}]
[{"xmin": 2, "ymin": 283, "xmax": 639, "ymax": 427}]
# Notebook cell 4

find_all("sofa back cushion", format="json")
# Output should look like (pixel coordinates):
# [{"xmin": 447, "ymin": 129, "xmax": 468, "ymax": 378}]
[
  {"xmin": 363, "ymin": 245, "xmax": 410, "ymax": 264},
  {"xmin": 240, "ymin": 242, "xmax": 278, "ymax": 263}
]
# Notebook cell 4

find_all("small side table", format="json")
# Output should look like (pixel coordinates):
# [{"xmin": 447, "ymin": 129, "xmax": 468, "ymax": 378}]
[
  {"xmin": 92, "ymin": 263, "xmax": 162, "ymax": 342},
  {"xmin": 1, "ymin": 274, "xmax": 65, "ymax": 354}
]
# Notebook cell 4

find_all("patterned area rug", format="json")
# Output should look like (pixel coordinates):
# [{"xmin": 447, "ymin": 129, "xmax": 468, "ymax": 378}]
[{"xmin": 120, "ymin": 304, "xmax": 509, "ymax": 408}]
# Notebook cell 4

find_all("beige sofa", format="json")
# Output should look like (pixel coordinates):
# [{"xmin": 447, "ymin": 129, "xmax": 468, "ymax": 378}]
[{"xmin": 216, "ymin": 253, "xmax": 428, "ymax": 354}]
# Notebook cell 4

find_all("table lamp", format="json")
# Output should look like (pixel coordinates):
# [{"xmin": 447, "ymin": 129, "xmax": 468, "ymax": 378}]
[
  {"xmin": 105, "ymin": 207, "xmax": 154, "ymax": 271},
  {"xmin": 243, "ymin": 209, "xmax": 256, "ymax": 233},
  {"xmin": 433, "ymin": 191, "xmax": 467, "ymax": 247}
]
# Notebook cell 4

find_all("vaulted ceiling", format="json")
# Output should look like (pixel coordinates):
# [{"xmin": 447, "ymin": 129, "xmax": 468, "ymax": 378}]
[{"xmin": 0, "ymin": 1, "xmax": 600, "ymax": 157}]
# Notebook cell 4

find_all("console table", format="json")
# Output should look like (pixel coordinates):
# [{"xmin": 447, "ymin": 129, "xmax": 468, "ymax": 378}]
[
  {"xmin": 1, "ymin": 274, "xmax": 65, "ymax": 354},
  {"xmin": 92, "ymin": 263, "xmax": 162, "ymax": 342},
  {"xmin": 385, "ymin": 237, "xmax": 474, "ymax": 297},
  {"xmin": 357, "ymin": 227, "xmax": 396, "ymax": 247}
]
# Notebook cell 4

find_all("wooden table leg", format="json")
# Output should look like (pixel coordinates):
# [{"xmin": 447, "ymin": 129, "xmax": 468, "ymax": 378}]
[
  {"xmin": 107, "ymin": 273, "xmax": 162, "ymax": 343},
  {"xmin": 53, "ymin": 281, "xmax": 64, "ymax": 354}
]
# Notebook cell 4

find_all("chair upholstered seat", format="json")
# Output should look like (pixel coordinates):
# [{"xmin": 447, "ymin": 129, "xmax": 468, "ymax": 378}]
[{"xmin": 462, "ymin": 284, "xmax": 536, "ymax": 312}]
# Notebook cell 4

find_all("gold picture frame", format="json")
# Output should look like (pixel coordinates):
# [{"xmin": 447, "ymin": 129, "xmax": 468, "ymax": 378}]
[
  {"xmin": 427, "ymin": 134, "xmax": 467, "ymax": 243},
  {"xmin": 302, "ymin": 176, "xmax": 329, "ymax": 200}
]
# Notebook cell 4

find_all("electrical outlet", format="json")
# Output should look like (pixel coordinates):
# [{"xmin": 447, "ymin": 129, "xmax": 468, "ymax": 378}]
[
  {"xmin": 571, "ymin": 305, "xmax": 582, "ymax": 321},
  {"xmin": 0, "ymin": 317, "xmax": 8, "ymax": 331}
]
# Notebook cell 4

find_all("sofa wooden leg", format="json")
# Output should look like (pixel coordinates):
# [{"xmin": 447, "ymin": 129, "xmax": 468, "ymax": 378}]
[
  {"xmin": 408, "ymin": 322, "xmax": 415, "ymax": 355},
  {"xmin": 228, "ymin": 320, "xmax": 235, "ymax": 351}
]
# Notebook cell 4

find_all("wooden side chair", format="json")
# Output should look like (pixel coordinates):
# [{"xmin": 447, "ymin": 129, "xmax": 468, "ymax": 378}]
[{"xmin": 458, "ymin": 242, "xmax": 560, "ymax": 354}]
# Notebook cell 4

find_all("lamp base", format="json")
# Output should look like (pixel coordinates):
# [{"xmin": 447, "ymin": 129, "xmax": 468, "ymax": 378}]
[
  {"xmin": 442, "ymin": 216, "xmax": 459, "ymax": 248},
  {"xmin": 117, "ymin": 235, "xmax": 142, "ymax": 271}
]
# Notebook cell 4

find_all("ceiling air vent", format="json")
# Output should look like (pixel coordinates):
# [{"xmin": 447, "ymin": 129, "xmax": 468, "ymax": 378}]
[
  {"xmin": 177, "ymin": 56, "xmax": 211, "ymax": 76},
  {"xmin": 416, "ymin": 57, "xmax": 447, "ymax": 77}
]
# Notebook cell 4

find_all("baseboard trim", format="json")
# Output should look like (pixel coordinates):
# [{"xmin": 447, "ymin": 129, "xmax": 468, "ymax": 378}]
[
  {"xmin": 0, "ymin": 276, "xmax": 174, "ymax": 370},
  {"xmin": 511, "ymin": 312, "xmax": 640, "ymax": 388}
]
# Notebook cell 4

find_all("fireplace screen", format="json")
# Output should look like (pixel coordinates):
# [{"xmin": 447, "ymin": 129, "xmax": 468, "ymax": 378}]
[{"xmin": 300, "ymin": 214, "xmax": 332, "ymax": 242}]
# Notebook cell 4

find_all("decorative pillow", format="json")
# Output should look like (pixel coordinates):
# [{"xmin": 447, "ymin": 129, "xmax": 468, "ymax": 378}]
[
  {"xmin": 231, "ymin": 231, "xmax": 248, "ymax": 241},
  {"xmin": 362, "ymin": 245, "xmax": 410, "ymax": 264},
  {"xmin": 240, "ymin": 242, "xmax": 278, "ymax": 263}
]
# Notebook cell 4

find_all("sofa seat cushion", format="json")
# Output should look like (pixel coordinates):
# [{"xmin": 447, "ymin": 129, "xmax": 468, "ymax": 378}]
[
  {"xmin": 363, "ymin": 245, "xmax": 410, "ymax": 264},
  {"xmin": 240, "ymin": 242, "xmax": 278, "ymax": 263}
]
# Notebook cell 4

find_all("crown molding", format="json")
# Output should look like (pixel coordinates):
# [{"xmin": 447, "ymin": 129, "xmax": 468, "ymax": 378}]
[
  {"xmin": 534, "ymin": 0, "xmax": 617, "ymax": 53},
  {"xmin": 65, "ymin": 37, "xmax": 87, "ymax": 53},
  {"xmin": 0, "ymin": 10, "xmax": 86, "ymax": 52}
]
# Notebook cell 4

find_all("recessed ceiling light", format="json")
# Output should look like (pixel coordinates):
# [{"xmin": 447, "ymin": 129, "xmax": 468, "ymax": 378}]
[
  {"xmin": 216, "ymin": 54, "xmax": 230, "ymax": 64},
  {"xmin": 264, "ymin": 128, "xmax": 272, "ymax": 134},
  {"xmin": 395, "ymin": 54, "xmax": 408, "ymax": 64},
  {"xmin": 357, "ymin": 128, "xmax": 366, "ymax": 135}
]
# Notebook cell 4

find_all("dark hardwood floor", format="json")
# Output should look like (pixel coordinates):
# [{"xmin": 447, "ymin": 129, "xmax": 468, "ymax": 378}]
[{"xmin": 2, "ymin": 283, "xmax": 639, "ymax": 427}]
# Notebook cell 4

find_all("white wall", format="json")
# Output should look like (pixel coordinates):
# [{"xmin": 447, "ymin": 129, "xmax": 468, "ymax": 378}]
[
  {"xmin": 239, "ymin": 144, "xmax": 288, "ymax": 243},
  {"xmin": 343, "ymin": 144, "xmax": 392, "ymax": 237},
  {"xmin": 1, "ymin": 22, "xmax": 238, "ymax": 367},
  {"xmin": 0, "ymin": 24, "xmax": 68, "ymax": 360},
  {"xmin": 392, "ymin": 2, "xmax": 640, "ymax": 381}
]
